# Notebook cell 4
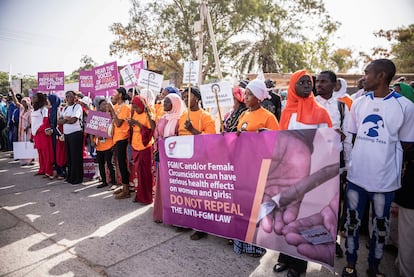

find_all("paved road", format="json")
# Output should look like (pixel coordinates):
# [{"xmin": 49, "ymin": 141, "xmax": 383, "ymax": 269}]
[{"xmin": 0, "ymin": 151, "xmax": 399, "ymax": 276}]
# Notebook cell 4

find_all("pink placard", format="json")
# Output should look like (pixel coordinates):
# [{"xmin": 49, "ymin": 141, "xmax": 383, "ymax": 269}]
[
  {"xmin": 38, "ymin": 72, "xmax": 65, "ymax": 91},
  {"xmin": 93, "ymin": 61, "xmax": 119, "ymax": 96},
  {"xmin": 130, "ymin": 60, "xmax": 146, "ymax": 79},
  {"xmin": 84, "ymin": 110, "xmax": 113, "ymax": 138},
  {"xmin": 79, "ymin": 70, "xmax": 95, "ymax": 94}
]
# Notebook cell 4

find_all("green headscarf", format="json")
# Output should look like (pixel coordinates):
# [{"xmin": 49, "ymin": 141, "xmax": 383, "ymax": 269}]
[{"xmin": 397, "ymin": 82, "xmax": 414, "ymax": 103}]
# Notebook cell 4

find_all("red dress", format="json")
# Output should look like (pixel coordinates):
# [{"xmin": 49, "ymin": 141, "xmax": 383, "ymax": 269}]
[{"xmin": 34, "ymin": 115, "xmax": 54, "ymax": 176}]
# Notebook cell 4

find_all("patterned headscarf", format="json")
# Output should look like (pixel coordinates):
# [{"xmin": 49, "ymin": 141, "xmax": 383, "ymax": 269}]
[{"xmin": 280, "ymin": 70, "xmax": 332, "ymax": 130}]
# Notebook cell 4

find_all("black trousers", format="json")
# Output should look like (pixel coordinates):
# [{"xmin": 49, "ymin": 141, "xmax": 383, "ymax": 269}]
[
  {"xmin": 96, "ymin": 148, "xmax": 115, "ymax": 185},
  {"xmin": 114, "ymin": 139, "xmax": 129, "ymax": 185},
  {"xmin": 65, "ymin": 131, "xmax": 84, "ymax": 184}
]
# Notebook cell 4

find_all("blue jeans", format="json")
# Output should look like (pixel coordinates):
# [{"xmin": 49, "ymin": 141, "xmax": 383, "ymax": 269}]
[{"xmin": 344, "ymin": 181, "xmax": 394, "ymax": 268}]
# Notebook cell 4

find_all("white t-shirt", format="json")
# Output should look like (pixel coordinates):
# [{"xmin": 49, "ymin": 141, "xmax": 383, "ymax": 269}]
[
  {"xmin": 315, "ymin": 95, "xmax": 353, "ymax": 166},
  {"xmin": 31, "ymin": 107, "xmax": 48, "ymax": 136},
  {"xmin": 62, "ymin": 103, "xmax": 83, "ymax": 135},
  {"xmin": 346, "ymin": 91, "xmax": 414, "ymax": 192},
  {"xmin": 288, "ymin": 113, "xmax": 329, "ymax": 130}
]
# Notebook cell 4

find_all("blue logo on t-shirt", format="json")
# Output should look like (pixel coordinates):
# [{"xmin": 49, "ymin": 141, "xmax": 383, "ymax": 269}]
[{"xmin": 362, "ymin": 114, "xmax": 384, "ymax": 137}]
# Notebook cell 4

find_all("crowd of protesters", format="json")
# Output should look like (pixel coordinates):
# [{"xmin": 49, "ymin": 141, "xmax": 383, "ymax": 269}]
[{"xmin": 0, "ymin": 59, "xmax": 413, "ymax": 277}]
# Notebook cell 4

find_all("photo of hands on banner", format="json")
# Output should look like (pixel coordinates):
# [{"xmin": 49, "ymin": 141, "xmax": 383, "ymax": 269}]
[{"xmin": 159, "ymin": 128, "xmax": 339, "ymax": 270}]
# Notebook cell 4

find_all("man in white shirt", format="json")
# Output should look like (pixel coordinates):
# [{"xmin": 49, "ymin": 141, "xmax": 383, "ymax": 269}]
[
  {"xmin": 315, "ymin": 70, "xmax": 352, "ymax": 259},
  {"xmin": 342, "ymin": 59, "xmax": 414, "ymax": 277}
]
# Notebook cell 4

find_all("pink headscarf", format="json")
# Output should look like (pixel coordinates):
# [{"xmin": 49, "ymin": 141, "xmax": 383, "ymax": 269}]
[
  {"xmin": 163, "ymin": 93, "xmax": 186, "ymax": 137},
  {"xmin": 232, "ymin": 86, "xmax": 245, "ymax": 103},
  {"xmin": 22, "ymin": 97, "xmax": 32, "ymax": 110}
]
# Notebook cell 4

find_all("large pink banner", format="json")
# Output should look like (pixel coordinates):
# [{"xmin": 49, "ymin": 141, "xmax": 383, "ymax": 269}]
[
  {"xmin": 93, "ymin": 61, "xmax": 119, "ymax": 96},
  {"xmin": 159, "ymin": 128, "xmax": 340, "ymax": 270},
  {"xmin": 79, "ymin": 70, "xmax": 94, "ymax": 95},
  {"xmin": 38, "ymin": 72, "xmax": 65, "ymax": 91}
]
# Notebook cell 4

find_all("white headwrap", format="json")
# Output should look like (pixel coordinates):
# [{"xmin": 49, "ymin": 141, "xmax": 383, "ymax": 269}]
[
  {"xmin": 246, "ymin": 79, "xmax": 270, "ymax": 101},
  {"xmin": 333, "ymin": 78, "xmax": 347, "ymax": 98}
]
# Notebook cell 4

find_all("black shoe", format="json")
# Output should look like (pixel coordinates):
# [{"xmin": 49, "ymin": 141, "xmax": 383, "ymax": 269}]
[
  {"xmin": 336, "ymin": 242, "xmax": 344, "ymax": 258},
  {"xmin": 97, "ymin": 183, "xmax": 108, "ymax": 189},
  {"xmin": 190, "ymin": 231, "xmax": 207, "ymax": 240},
  {"xmin": 273, "ymin": 262, "xmax": 288, "ymax": 273},
  {"xmin": 342, "ymin": 266, "xmax": 357, "ymax": 277}
]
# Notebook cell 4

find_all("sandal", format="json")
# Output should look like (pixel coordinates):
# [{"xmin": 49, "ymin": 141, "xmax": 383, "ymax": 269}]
[
  {"xmin": 366, "ymin": 268, "xmax": 385, "ymax": 277},
  {"xmin": 249, "ymin": 252, "xmax": 265, "ymax": 258},
  {"xmin": 342, "ymin": 266, "xmax": 357, "ymax": 277}
]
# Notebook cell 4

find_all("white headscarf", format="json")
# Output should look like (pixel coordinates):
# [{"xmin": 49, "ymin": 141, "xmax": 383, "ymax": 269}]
[
  {"xmin": 333, "ymin": 78, "xmax": 347, "ymax": 99},
  {"xmin": 246, "ymin": 79, "xmax": 270, "ymax": 101}
]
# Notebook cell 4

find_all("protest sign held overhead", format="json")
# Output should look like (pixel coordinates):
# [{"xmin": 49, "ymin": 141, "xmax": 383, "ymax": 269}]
[
  {"xmin": 120, "ymin": 64, "xmax": 137, "ymax": 86},
  {"xmin": 159, "ymin": 128, "xmax": 340, "ymax": 271},
  {"xmin": 130, "ymin": 60, "xmax": 147, "ymax": 79},
  {"xmin": 93, "ymin": 61, "xmax": 119, "ymax": 96},
  {"xmin": 183, "ymin": 60, "xmax": 200, "ymax": 85},
  {"xmin": 79, "ymin": 70, "xmax": 94, "ymax": 95},
  {"xmin": 137, "ymin": 69, "xmax": 163, "ymax": 93},
  {"xmin": 38, "ymin": 72, "xmax": 65, "ymax": 91},
  {"xmin": 200, "ymin": 81, "xmax": 234, "ymax": 109}
]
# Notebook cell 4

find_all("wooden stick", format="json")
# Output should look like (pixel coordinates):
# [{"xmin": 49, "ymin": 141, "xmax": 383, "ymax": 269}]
[{"xmin": 213, "ymin": 86, "xmax": 223, "ymax": 132}]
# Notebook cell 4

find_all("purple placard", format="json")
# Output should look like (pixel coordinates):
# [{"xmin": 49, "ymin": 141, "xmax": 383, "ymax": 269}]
[
  {"xmin": 83, "ymin": 157, "xmax": 96, "ymax": 180},
  {"xmin": 38, "ymin": 72, "xmax": 65, "ymax": 91},
  {"xmin": 159, "ymin": 128, "xmax": 340, "ymax": 270},
  {"xmin": 130, "ymin": 60, "xmax": 146, "ymax": 79},
  {"xmin": 84, "ymin": 110, "xmax": 113, "ymax": 138},
  {"xmin": 79, "ymin": 70, "xmax": 95, "ymax": 94},
  {"xmin": 93, "ymin": 61, "xmax": 119, "ymax": 96}
]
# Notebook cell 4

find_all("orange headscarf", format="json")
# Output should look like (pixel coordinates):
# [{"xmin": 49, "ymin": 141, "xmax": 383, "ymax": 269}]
[{"xmin": 280, "ymin": 70, "xmax": 332, "ymax": 130}]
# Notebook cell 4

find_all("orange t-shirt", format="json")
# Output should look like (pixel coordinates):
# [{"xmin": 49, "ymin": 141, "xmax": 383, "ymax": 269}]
[
  {"xmin": 237, "ymin": 107, "xmax": 280, "ymax": 132},
  {"xmin": 112, "ymin": 103, "xmax": 131, "ymax": 143},
  {"xmin": 131, "ymin": 111, "xmax": 154, "ymax": 151},
  {"xmin": 178, "ymin": 109, "xmax": 216, "ymax": 136},
  {"xmin": 95, "ymin": 136, "xmax": 114, "ymax": 152},
  {"xmin": 154, "ymin": 103, "xmax": 164, "ymax": 123}
]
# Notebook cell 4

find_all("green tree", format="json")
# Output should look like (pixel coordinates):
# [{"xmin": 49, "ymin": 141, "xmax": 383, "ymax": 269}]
[
  {"xmin": 66, "ymin": 55, "xmax": 97, "ymax": 83},
  {"xmin": 109, "ymin": 0, "xmax": 338, "ymax": 83},
  {"xmin": 0, "ymin": 72, "xmax": 37, "ymax": 96},
  {"xmin": 0, "ymin": 72, "xmax": 10, "ymax": 96},
  {"xmin": 374, "ymin": 24, "xmax": 414, "ymax": 73},
  {"xmin": 329, "ymin": 48, "xmax": 355, "ymax": 73}
]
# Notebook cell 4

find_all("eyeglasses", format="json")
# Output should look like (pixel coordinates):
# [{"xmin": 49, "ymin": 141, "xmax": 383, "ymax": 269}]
[{"xmin": 298, "ymin": 80, "xmax": 313, "ymax": 86}]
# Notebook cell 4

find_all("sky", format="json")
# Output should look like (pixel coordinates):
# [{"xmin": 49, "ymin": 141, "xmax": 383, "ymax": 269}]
[{"xmin": 0, "ymin": 0, "xmax": 413, "ymax": 77}]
